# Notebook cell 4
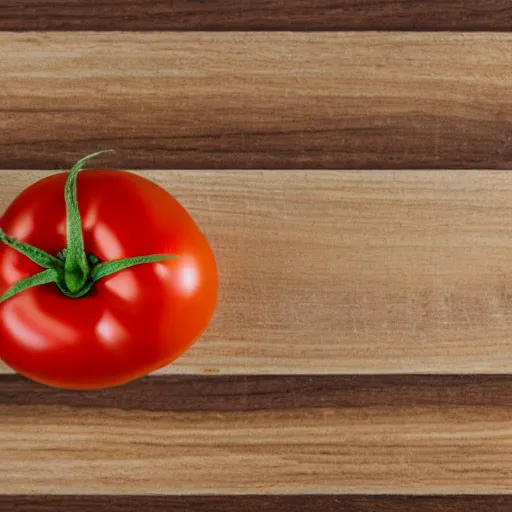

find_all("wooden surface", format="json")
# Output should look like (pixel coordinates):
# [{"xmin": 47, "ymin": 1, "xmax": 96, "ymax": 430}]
[
  {"xmin": 3, "ymin": 171, "xmax": 512, "ymax": 498},
  {"xmin": 1, "ymin": 33, "xmax": 512, "ymax": 170},
  {"xmin": 3, "ymin": 374, "xmax": 512, "ymax": 494},
  {"xmin": 4, "ymin": 171, "xmax": 512, "ymax": 375},
  {"xmin": 1, "ymin": 0, "xmax": 511, "ymax": 31},
  {"xmin": 2, "ymin": 3, "xmax": 512, "ymax": 509}
]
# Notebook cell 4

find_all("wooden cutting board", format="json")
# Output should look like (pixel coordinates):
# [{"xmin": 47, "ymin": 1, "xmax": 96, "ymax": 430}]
[{"xmin": 1, "ymin": 2, "xmax": 512, "ymax": 510}]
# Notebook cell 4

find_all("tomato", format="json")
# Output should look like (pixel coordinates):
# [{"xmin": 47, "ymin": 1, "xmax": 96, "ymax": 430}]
[{"xmin": 0, "ymin": 155, "xmax": 217, "ymax": 390}]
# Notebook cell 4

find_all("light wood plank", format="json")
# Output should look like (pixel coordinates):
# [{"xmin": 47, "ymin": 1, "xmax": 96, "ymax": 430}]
[
  {"xmin": 3, "ymin": 170, "xmax": 512, "ymax": 374},
  {"xmin": 2, "ymin": 402, "xmax": 512, "ymax": 494},
  {"xmin": 0, "ymin": 33, "xmax": 511, "ymax": 169}
]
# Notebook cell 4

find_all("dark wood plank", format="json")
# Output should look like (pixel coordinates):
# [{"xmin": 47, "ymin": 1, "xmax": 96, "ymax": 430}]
[
  {"xmin": 2, "ymin": 33, "xmax": 512, "ymax": 170},
  {"xmin": 0, "ymin": 0, "xmax": 511, "ymax": 31},
  {"xmin": 2, "ymin": 375, "xmax": 512, "ymax": 412},
  {"xmin": 1, "ymin": 496, "xmax": 512, "ymax": 512},
  {"xmin": 3, "ymin": 116, "xmax": 512, "ymax": 171}
]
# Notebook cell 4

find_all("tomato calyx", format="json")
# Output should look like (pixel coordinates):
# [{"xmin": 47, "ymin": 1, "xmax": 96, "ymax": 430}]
[{"xmin": 0, "ymin": 151, "xmax": 179, "ymax": 304}]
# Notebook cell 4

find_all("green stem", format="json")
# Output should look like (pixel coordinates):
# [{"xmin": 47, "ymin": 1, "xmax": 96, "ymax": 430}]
[
  {"xmin": 63, "ymin": 151, "xmax": 113, "ymax": 293},
  {"xmin": 0, "ymin": 151, "xmax": 180, "ymax": 304}
]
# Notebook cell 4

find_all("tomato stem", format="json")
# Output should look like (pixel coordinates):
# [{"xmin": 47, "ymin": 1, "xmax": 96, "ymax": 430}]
[
  {"xmin": 0, "ymin": 151, "xmax": 180, "ymax": 304},
  {"xmin": 63, "ymin": 154, "xmax": 95, "ymax": 293}
]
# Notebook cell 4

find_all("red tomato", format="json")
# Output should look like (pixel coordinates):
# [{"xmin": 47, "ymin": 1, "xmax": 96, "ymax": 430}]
[{"xmin": 0, "ymin": 169, "xmax": 217, "ymax": 389}]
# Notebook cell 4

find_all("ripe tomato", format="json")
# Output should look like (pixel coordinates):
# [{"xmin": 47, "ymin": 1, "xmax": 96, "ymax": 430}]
[{"xmin": 0, "ymin": 157, "xmax": 217, "ymax": 390}]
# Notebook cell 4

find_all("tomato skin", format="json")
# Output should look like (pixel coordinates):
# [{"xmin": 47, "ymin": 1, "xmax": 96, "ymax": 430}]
[{"xmin": 0, "ymin": 171, "xmax": 217, "ymax": 389}]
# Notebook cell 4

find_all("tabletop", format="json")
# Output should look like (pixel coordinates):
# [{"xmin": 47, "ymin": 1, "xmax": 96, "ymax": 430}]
[{"xmin": 1, "ymin": 2, "xmax": 512, "ymax": 511}]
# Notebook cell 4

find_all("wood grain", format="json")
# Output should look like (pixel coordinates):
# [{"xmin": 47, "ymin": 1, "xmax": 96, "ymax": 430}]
[
  {"xmin": 2, "ymin": 495, "xmax": 512, "ymax": 512},
  {"xmin": 1, "ymin": 33, "xmax": 512, "ymax": 170},
  {"xmin": 1, "ymin": 0, "xmax": 511, "ymax": 31},
  {"xmin": 2, "ymin": 374, "xmax": 512, "ymax": 412},
  {"xmin": 4, "ymin": 170, "xmax": 512, "ymax": 375},
  {"xmin": 3, "ymin": 375, "xmax": 512, "ymax": 493}
]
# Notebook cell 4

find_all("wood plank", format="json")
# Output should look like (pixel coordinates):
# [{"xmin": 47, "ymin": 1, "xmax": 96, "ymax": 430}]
[
  {"xmin": 4, "ymin": 170, "xmax": 512, "ymax": 375},
  {"xmin": 2, "ymin": 495, "xmax": 512, "ymax": 512},
  {"xmin": 2, "ymin": 374, "xmax": 512, "ymax": 412},
  {"xmin": 0, "ymin": 0, "xmax": 510, "ymax": 31},
  {"xmin": 0, "ymin": 33, "xmax": 511, "ymax": 170},
  {"xmin": 3, "ymin": 375, "xmax": 512, "ymax": 493}
]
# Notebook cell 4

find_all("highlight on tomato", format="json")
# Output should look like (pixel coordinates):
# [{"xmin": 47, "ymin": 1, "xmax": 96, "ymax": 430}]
[{"xmin": 0, "ymin": 152, "xmax": 218, "ymax": 390}]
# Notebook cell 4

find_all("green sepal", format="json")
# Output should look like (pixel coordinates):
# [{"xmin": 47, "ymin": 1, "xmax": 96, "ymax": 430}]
[
  {"xmin": 91, "ymin": 254, "xmax": 179, "ymax": 282},
  {"xmin": 0, "ymin": 268, "xmax": 59, "ymax": 304},
  {"xmin": 0, "ymin": 229, "xmax": 63, "ymax": 270}
]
